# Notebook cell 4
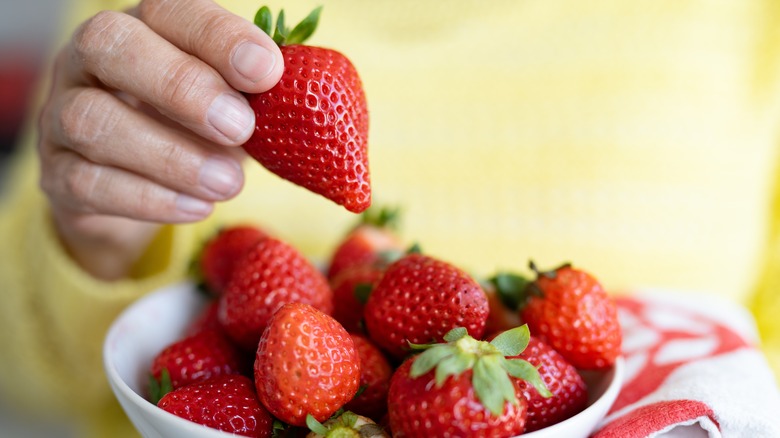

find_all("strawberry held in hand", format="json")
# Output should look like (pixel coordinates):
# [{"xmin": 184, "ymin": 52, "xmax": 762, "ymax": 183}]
[
  {"xmin": 243, "ymin": 6, "xmax": 371, "ymax": 213},
  {"xmin": 254, "ymin": 302, "xmax": 361, "ymax": 427}
]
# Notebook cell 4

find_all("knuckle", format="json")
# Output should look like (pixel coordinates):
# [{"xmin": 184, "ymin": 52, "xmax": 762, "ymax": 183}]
[
  {"xmin": 137, "ymin": 0, "xmax": 168, "ymax": 24},
  {"xmin": 63, "ymin": 160, "xmax": 101, "ymax": 212},
  {"xmin": 58, "ymin": 89, "xmax": 119, "ymax": 154},
  {"xmin": 157, "ymin": 57, "xmax": 214, "ymax": 110},
  {"xmin": 73, "ymin": 11, "xmax": 128, "ymax": 60}
]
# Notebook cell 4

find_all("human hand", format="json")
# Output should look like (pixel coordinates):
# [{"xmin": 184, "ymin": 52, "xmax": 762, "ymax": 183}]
[{"xmin": 37, "ymin": 0, "xmax": 283, "ymax": 280}]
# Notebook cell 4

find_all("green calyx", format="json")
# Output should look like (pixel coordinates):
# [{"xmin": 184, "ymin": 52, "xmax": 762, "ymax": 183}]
[
  {"xmin": 254, "ymin": 5, "xmax": 323, "ymax": 46},
  {"xmin": 408, "ymin": 325, "xmax": 551, "ymax": 416},
  {"xmin": 148, "ymin": 368, "xmax": 173, "ymax": 405},
  {"xmin": 360, "ymin": 205, "xmax": 401, "ymax": 230},
  {"xmin": 306, "ymin": 412, "xmax": 385, "ymax": 438}
]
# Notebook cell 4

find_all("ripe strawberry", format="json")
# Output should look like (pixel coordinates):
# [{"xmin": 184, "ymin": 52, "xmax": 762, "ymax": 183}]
[
  {"xmin": 306, "ymin": 411, "xmax": 389, "ymax": 438},
  {"xmin": 157, "ymin": 374, "xmax": 274, "ymax": 437},
  {"xmin": 254, "ymin": 302, "xmax": 361, "ymax": 426},
  {"xmin": 218, "ymin": 237, "xmax": 333, "ymax": 350},
  {"xmin": 198, "ymin": 224, "xmax": 269, "ymax": 295},
  {"xmin": 363, "ymin": 253, "xmax": 490, "ymax": 360},
  {"xmin": 521, "ymin": 261, "xmax": 622, "ymax": 370},
  {"xmin": 329, "ymin": 263, "xmax": 384, "ymax": 333},
  {"xmin": 510, "ymin": 335, "xmax": 588, "ymax": 431},
  {"xmin": 243, "ymin": 7, "xmax": 370, "ymax": 213},
  {"xmin": 148, "ymin": 328, "xmax": 244, "ymax": 403},
  {"xmin": 327, "ymin": 206, "xmax": 403, "ymax": 280},
  {"xmin": 343, "ymin": 333, "xmax": 393, "ymax": 420},
  {"xmin": 387, "ymin": 326, "xmax": 550, "ymax": 437}
]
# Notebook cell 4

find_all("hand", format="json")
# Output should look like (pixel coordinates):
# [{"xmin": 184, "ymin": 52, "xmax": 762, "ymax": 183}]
[{"xmin": 37, "ymin": 0, "xmax": 283, "ymax": 280}]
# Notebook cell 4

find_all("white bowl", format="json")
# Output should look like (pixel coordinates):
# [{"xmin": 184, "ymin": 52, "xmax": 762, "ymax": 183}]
[{"xmin": 104, "ymin": 282, "xmax": 624, "ymax": 438}]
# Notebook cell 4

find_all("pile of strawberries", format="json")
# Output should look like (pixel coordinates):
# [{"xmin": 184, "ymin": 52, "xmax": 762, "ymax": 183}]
[
  {"xmin": 143, "ymin": 6, "xmax": 622, "ymax": 437},
  {"xmin": 146, "ymin": 206, "xmax": 622, "ymax": 437}
]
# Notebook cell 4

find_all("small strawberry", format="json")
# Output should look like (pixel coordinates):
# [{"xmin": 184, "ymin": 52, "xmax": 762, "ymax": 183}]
[
  {"xmin": 327, "ymin": 206, "xmax": 403, "ymax": 280},
  {"xmin": 157, "ymin": 374, "xmax": 274, "ymax": 437},
  {"xmin": 363, "ymin": 253, "xmax": 490, "ymax": 360},
  {"xmin": 243, "ymin": 6, "xmax": 370, "ymax": 213},
  {"xmin": 519, "ymin": 261, "xmax": 622, "ymax": 370},
  {"xmin": 510, "ymin": 335, "xmax": 588, "ymax": 431},
  {"xmin": 218, "ymin": 237, "xmax": 334, "ymax": 350},
  {"xmin": 343, "ymin": 333, "xmax": 393, "ymax": 420},
  {"xmin": 387, "ymin": 326, "xmax": 550, "ymax": 437},
  {"xmin": 254, "ymin": 302, "xmax": 361, "ymax": 427},
  {"xmin": 197, "ymin": 224, "xmax": 269, "ymax": 295},
  {"xmin": 329, "ymin": 263, "xmax": 384, "ymax": 333},
  {"xmin": 148, "ymin": 328, "xmax": 245, "ymax": 403}
]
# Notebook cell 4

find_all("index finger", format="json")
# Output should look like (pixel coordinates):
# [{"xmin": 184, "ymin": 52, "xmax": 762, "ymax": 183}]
[{"xmin": 132, "ymin": 0, "xmax": 283, "ymax": 94}]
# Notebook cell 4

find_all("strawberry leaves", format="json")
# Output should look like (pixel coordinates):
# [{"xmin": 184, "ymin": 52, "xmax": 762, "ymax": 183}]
[
  {"xmin": 408, "ymin": 325, "xmax": 550, "ymax": 416},
  {"xmin": 255, "ymin": 6, "xmax": 323, "ymax": 46}
]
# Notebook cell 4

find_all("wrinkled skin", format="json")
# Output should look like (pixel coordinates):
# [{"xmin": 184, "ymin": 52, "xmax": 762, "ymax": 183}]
[{"xmin": 37, "ymin": 0, "xmax": 283, "ymax": 279}]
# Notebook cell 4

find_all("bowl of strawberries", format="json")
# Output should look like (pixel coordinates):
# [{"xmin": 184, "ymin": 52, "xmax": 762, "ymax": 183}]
[{"xmin": 104, "ymin": 205, "xmax": 625, "ymax": 438}]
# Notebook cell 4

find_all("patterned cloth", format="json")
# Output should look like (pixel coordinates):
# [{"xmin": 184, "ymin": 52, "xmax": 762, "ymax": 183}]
[{"xmin": 593, "ymin": 293, "xmax": 780, "ymax": 437}]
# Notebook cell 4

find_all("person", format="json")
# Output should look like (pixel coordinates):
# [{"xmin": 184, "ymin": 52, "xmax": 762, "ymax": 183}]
[{"xmin": 2, "ymin": 0, "xmax": 780, "ymax": 436}]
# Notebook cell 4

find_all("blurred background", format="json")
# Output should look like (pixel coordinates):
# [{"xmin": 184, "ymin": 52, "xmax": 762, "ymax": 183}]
[
  {"xmin": 0, "ymin": 3, "xmax": 74, "ymax": 437},
  {"xmin": 0, "ymin": 0, "xmax": 65, "ymax": 191}
]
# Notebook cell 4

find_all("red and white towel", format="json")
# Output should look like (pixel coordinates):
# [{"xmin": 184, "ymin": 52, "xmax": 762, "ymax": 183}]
[{"xmin": 592, "ymin": 290, "xmax": 780, "ymax": 437}]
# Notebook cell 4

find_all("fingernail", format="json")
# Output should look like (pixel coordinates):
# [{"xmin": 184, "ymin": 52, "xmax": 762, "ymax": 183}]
[
  {"xmin": 233, "ymin": 42, "xmax": 277, "ymax": 83},
  {"xmin": 199, "ymin": 157, "xmax": 242, "ymax": 198},
  {"xmin": 176, "ymin": 195, "xmax": 213, "ymax": 217},
  {"xmin": 207, "ymin": 93, "xmax": 254, "ymax": 142}
]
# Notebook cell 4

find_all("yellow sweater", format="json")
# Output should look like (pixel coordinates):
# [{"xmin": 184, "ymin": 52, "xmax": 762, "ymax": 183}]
[{"xmin": 2, "ymin": 0, "xmax": 780, "ymax": 435}]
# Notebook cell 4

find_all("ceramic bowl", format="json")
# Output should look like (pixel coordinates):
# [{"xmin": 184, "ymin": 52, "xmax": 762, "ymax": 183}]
[{"xmin": 104, "ymin": 282, "xmax": 624, "ymax": 438}]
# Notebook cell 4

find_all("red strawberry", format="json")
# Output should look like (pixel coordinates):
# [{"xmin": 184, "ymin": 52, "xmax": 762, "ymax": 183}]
[
  {"xmin": 329, "ymin": 264, "xmax": 384, "ymax": 333},
  {"xmin": 254, "ymin": 302, "xmax": 361, "ymax": 426},
  {"xmin": 343, "ymin": 333, "xmax": 393, "ymax": 420},
  {"xmin": 327, "ymin": 206, "xmax": 403, "ymax": 280},
  {"xmin": 157, "ymin": 374, "xmax": 274, "ymax": 437},
  {"xmin": 243, "ymin": 7, "xmax": 370, "ymax": 213},
  {"xmin": 521, "ymin": 262, "xmax": 622, "ymax": 370},
  {"xmin": 511, "ymin": 336, "xmax": 588, "ymax": 431},
  {"xmin": 218, "ymin": 237, "xmax": 333, "ymax": 351},
  {"xmin": 363, "ymin": 253, "xmax": 489, "ymax": 360},
  {"xmin": 198, "ymin": 224, "xmax": 269, "ymax": 295},
  {"xmin": 387, "ymin": 326, "xmax": 550, "ymax": 437},
  {"xmin": 148, "ymin": 328, "xmax": 244, "ymax": 403}
]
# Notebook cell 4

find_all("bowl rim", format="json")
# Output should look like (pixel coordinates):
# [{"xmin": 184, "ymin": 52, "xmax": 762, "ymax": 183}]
[{"xmin": 103, "ymin": 282, "xmax": 625, "ymax": 437}]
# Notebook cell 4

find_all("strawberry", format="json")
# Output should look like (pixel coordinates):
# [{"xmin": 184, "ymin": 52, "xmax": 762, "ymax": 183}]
[
  {"xmin": 254, "ymin": 302, "xmax": 361, "ymax": 426},
  {"xmin": 387, "ymin": 326, "xmax": 550, "ymax": 437},
  {"xmin": 363, "ymin": 253, "xmax": 490, "ymax": 360},
  {"xmin": 157, "ymin": 374, "xmax": 274, "ymax": 437},
  {"xmin": 329, "ymin": 263, "xmax": 384, "ymax": 333},
  {"xmin": 243, "ymin": 6, "xmax": 370, "ymax": 213},
  {"xmin": 148, "ymin": 328, "xmax": 245, "ymax": 404},
  {"xmin": 306, "ymin": 411, "xmax": 389, "ymax": 438},
  {"xmin": 510, "ymin": 335, "xmax": 588, "ymax": 431},
  {"xmin": 198, "ymin": 224, "xmax": 269, "ymax": 295},
  {"xmin": 218, "ymin": 237, "xmax": 333, "ymax": 350},
  {"xmin": 327, "ymin": 206, "xmax": 403, "ymax": 280},
  {"xmin": 521, "ymin": 261, "xmax": 622, "ymax": 370},
  {"xmin": 343, "ymin": 333, "xmax": 393, "ymax": 420}
]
